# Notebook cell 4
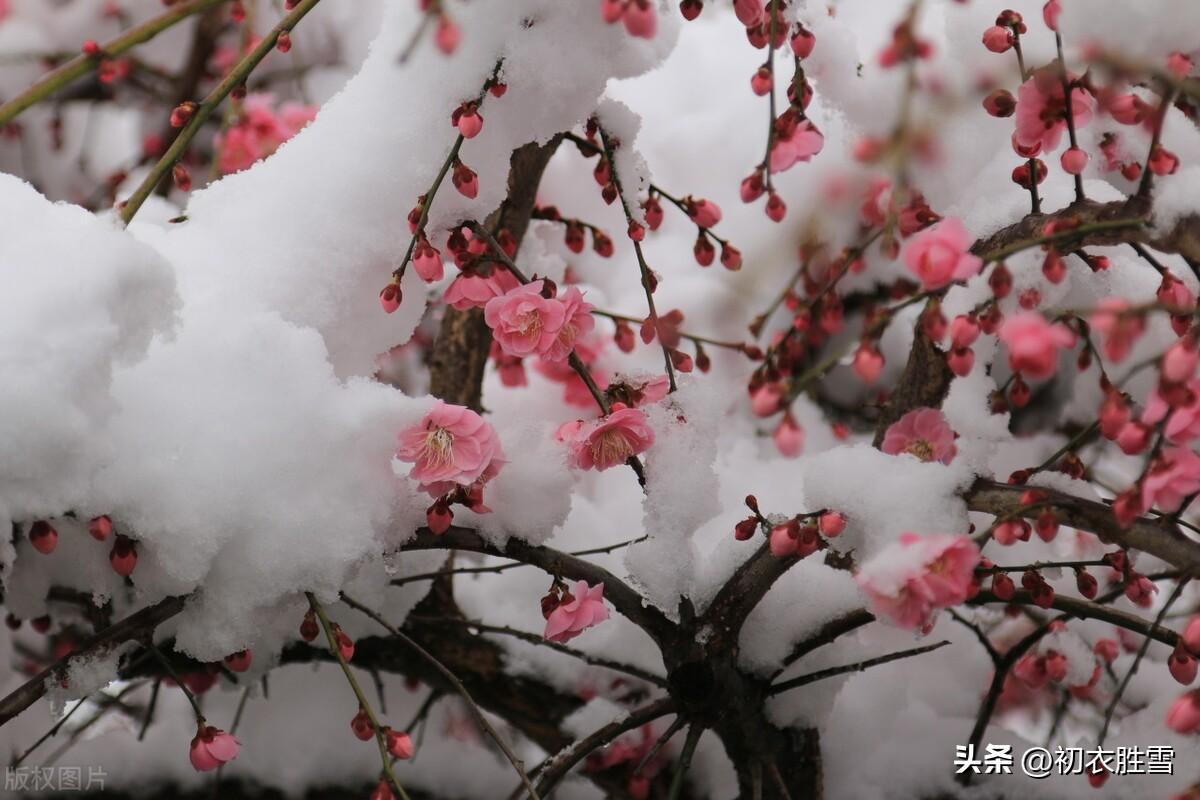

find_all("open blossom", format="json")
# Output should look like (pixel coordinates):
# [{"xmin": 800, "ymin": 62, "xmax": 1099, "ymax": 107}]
[
  {"xmin": 900, "ymin": 217, "xmax": 982, "ymax": 290},
  {"xmin": 997, "ymin": 312, "xmax": 1076, "ymax": 379},
  {"xmin": 1089, "ymin": 298, "xmax": 1143, "ymax": 362},
  {"xmin": 880, "ymin": 408, "xmax": 957, "ymax": 465},
  {"xmin": 484, "ymin": 281, "xmax": 567, "ymax": 358},
  {"xmin": 541, "ymin": 287, "xmax": 595, "ymax": 362},
  {"xmin": 396, "ymin": 401, "xmax": 504, "ymax": 489},
  {"xmin": 190, "ymin": 725, "xmax": 240, "ymax": 771},
  {"xmin": 856, "ymin": 533, "xmax": 980, "ymax": 630},
  {"xmin": 443, "ymin": 268, "xmax": 520, "ymax": 311},
  {"xmin": 1142, "ymin": 447, "xmax": 1200, "ymax": 513},
  {"xmin": 769, "ymin": 118, "xmax": 824, "ymax": 173},
  {"xmin": 545, "ymin": 580, "xmax": 609, "ymax": 642},
  {"xmin": 1142, "ymin": 380, "xmax": 1200, "ymax": 444},
  {"xmin": 214, "ymin": 94, "xmax": 317, "ymax": 175},
  {"xmin": 557, "ymin": 406, "xmax": 655, "ymax": 471},
  {"xmin": 1013, "ymin": 74, "xmax": 1093, "ymax": 153}
]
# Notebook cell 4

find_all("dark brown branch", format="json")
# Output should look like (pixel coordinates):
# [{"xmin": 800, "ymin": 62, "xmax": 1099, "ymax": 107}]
[
  {"xmin": 399, "ymin": 527, "xmax": 675, "ymax": 646},
  {"xmin": 965, "ymin": 479, "xmax": 1200, "ymax": 575},
  {"xmin": 0, "ymin": 595, "xmax": 186, "ymax": 728}
]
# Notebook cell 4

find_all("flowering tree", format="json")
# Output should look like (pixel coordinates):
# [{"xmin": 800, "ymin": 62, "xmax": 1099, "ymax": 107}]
[{"xmin": 5, "ymin": 0, "xmax": 1200, "ymax": 798}]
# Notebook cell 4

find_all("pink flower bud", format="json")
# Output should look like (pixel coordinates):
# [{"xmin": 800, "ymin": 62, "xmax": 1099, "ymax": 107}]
[
  {"xmin": 1060, "ymin": 147, "xmax": 1088, "ymax": 175},
  {"xmin": 275, "ymin": 31, "xmax": 291, "ymax": 53},
  {"xmin": 88, "ymin": 515, "xmax": 113, "ymax": 541},
  {"xmin": 426, "ymin": 501, "xmax": 452, "ymax": 535},
  {"xmin": 1171, "ymin": 643, "xmax": 1198, "ymax": 685},
  {"xmin": 386, "ymin": 728, "xmax": 414, "ymax": 759},
  {"xmin": 29, "ymin": 521, "xmax": 57, "ymax": 555},
  {"xmin": 765, "ymin": 193, "xmax": 787, "ymax": 222},
  {"xmin": 435, "ymin": 15, "xmax": 460, "ymax": 54},
  {"xmin": 750, "ymin": 67, "xmax": 772, "ymax": 96},
  {"xmin": 1164, "ymin": 339, "xmax": 1199, "ymax": 384},
  {"xmin": 224, "ymin": 649, "xmax": 252, "ymax": 672},
  {"xmin": 947, "ymin": 347, "xmax": 975, "ymax": 377},
  {"xmin": 623, "ymin": 0, "xmax": 658, "ymax": 38},
  {"xmin": 413, "ymin": 240, "xmax": 444, "ymax": 282},
  {"xmin": 790, "ymin": 25, "xmax": 815, "ymax": 58},
  {"xmin": 452, "ymin": 161, "xmax": 479, "ymax": 199},
  {"xmin": 720, "ymin": 244, "xmax": 743, "ymax": 271},
  {"xmin": 981, "ymin": 26, "xmax": 1012, "ymax": 53},
  {"xmin": 818, "ymin": 511, "xmax": 846, "ymax": 537},
  {"xmin": 1168, "ymin": 691, "xmax": 1200, "ymax": 733},
  {"xmin": 379, "ymin": 281, "xmax": 401, "ymax": 313},
  {"xmin": 735, "ymin": 517, "xmax": 758, "ymax": 541},
  {"xmin": 773, "ymin": 413, "xmax": 803, "ymax": 457},
  {"xmin": 110, "ymin": 535, "xmax": 137, "ymax": 577},
  {"xmin": 1184, "ymin": 616, "xmax": 1200, "ymax": 654},
  {"xmin": 189, "ymin": 725, "xmax": 240, "ymax": 771},
  {"xmin": 351, "ymin": 708, "xmax": 374, "ymax": 741},
  {"xmin": 335, "ymin": 626, "xmax": 355, "ymax": 662},
  {"xmin": 852, "ymin": 343, "xmax": 884, "ymax": 384},
  {"xmin": 299, "ymin": 611, "xmax": 319, "ymax": 641},
  {"xmin": 456, "ymin": 107, "xmax": 483, "ymax": 139},
  {"xmin": 680, "ymin": 0, "xmax": 704, "ymax": 21},
  {"xmin": 170, "ymin": 101, "xmax": 197, "ymax": 128}
]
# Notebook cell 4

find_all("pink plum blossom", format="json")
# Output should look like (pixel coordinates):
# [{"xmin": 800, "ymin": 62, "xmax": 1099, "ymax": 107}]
[
  {"xmin": 1142, "ymin": 381, "xmax": 1200, "ymax": 444},
  {"xmin": 190, "ymin": 726, "xmax": 240, "ymax": 771},
  {"xmin": 1142, "ymin": 447, "xmax": 1200, "ymax": 513},
  {"xmin": 444, "ymin": 269, "xmax": 520, "ymax": 310},
  {"xmin": 541, "ymin": 287, "xmax": 595, "ymax": 363},
  {"xmin": 396, "ymin": 401, "xmax": 504, "ymax": 489},
  {"xmin": 900, "ymin": 217, "xmax": 983, "ymax": 290},
  {"xmin": 544, "ymin": 580, "xmax": 609, "ymax": 642},
  {"xmin": 557, "ymin": 406, "xmax": 655, "ymax": 471},
  {"xmin": 856, "ymin": 533, "xmax": 980, "ymax": 630},
  {"xmin": 880, "ymin": 407, "xmax": 957, "ymax": 464},
  {"xmin": 769, "ymin": 119, "xmax": 824, "ymax": 173},
  {"xmin": 1089, "ymin": 298, "xmax": 1143, "ymax": 362},
  {"xmin": 997, "ymin": 312, "xmax": 1076, "ymax": 379},
  {"xmin": 213, "ymin": 94, "xmax": 316, "ymax": 175},
  {"xmin": 1013, "ymin": 75, "xmax": 1093, "ymax": 153},
  {"xmin": 484, "ymin": 281, "xmax": 568, "ymax": 358}
]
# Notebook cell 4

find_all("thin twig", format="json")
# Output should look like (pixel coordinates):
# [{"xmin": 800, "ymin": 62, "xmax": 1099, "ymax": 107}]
[
  {"xmin": 340, "ymin": 593, "xmax": 542, "ymax": 800},
  {"xmin": 768, "ymin": 640, "xmax": 950, "ymax": 695}
]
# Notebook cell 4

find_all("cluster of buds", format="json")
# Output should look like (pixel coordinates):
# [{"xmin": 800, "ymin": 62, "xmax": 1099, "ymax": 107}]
[{"xmin": 734, "ymin": 495, "xmax": 847, "ymax": 559}]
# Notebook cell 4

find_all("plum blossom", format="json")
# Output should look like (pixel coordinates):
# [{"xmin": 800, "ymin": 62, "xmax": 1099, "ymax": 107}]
[
  {"xmin": 544, "ymin": 580, "xmax": 609, "ymax": 642},
  {"xmin": 213, "ymin": 94, "xmax": 317, "ymax": 175},
  {"xmin": 396, "ymin": 401, "xmax": 504, "ymax": 491},
  {"xmin": 557, "ymin": 406, "xmax": 655, "ymax": 471},
  {"xmin": 856, "ymin": 533, "xmax": 980, "ymax": 630},
  {"xmin": 541, "ymin": 287, "xmax": 595, "ymax": 362},
  {"xmin": 1168, "ymin": 691, "xmax": 1200, "ymax": 734},
  {"xmin": 1013, "ymin": 74, "xmax": 1093, "ymax": 153},
  {"xmin": 769, "ymin": 118, "xmax": 824, "ymax": 173},
  {"xmin": 880, "ymin": 408, "xmax": 957, "ymax": 465},
  {"xmin": 190, "ymin": 725, "xmax": 240, "ymax": 771},
  {"xmin": 1142, "ymin": 447, "xmax": 1200, "ymax": 513},
  {"xmin": 1089, "ymin": 299, "xmax": 1143, "ymax": 362},
  {"xmin": 900, "ymin": 217, "xmax": 982, "ymax": 290},
  {"xmin": 997, "ymin": 313, "xmax": 1076, "ymax": 379},
  {"xmin": 1142, "ymin": 381, "xmax": 1200, "ymax": 444},
  {"xmin": 444, "ymin": 268, "xmax": 520, "ymax": 310},
  {"xmin": 484, "ymin": 280, "xmax": 568, "ymax": 358}
]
